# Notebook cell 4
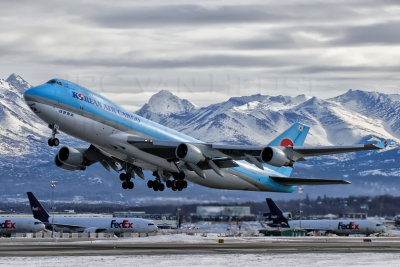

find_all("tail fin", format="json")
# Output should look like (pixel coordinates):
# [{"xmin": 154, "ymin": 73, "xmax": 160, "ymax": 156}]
[
  {"xmin": 264, "ymin": 198, "xmax": 289, "ymax": 228},
  {"xmin": 27, "ymin": 192, "xmax": 49, "ymax": 223},
  {"xmin": 267, "ymin": 122, "xmax": 310, "ymax": 176},
  {"xmin": 268, "ymin": 122, "xmax": 310, "ymax": 147}
]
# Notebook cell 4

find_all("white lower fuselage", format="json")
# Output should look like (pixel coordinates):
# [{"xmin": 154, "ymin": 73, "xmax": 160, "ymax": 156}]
[
  {"xmin": 288, "ymin": 220, "xmax": 384, "ymax": 235},
  {"xmin": 48, "ymin": 217, "xmax": 157, "ymax": 233},
  {"xmin": 0, "ymin": 218, "xmax": 45, "ymax": 233}
]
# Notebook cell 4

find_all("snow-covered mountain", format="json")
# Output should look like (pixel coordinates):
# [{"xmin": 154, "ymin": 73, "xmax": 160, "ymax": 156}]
[
  {"xmin": 137, "ymin": 90, "xmax": 399, "ymax": 146},
  {"xmin": 0, "ymin": 74, "xmax": 399, "ymax": 204},
  {"xmin": 0, "ymin": 74, "xmax": 48, "ymax": 156}
]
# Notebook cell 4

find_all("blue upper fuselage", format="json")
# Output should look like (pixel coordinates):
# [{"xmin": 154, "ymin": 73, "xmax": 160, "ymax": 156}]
[{"xmin": 23, "ymin": 79, "xmax": 201, "ymax": 143}]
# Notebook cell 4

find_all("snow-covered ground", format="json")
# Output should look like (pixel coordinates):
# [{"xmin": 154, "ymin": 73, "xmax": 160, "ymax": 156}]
[{"xmin": 1, "ymin": 253, "xmax": 399, "ymax": 267}]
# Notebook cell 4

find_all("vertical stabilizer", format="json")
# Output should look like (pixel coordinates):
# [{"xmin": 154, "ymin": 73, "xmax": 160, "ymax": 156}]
[
  {"xmin": 27, "ymin": 192, "xmax": 50, "ymax": 223},
  {"xmin": 267, "ymin": 122, "xmax": 310, "ymax": 176},
  {"xmin": 265, "ymin": 198, "xmax": 289, "ymax": 227}
]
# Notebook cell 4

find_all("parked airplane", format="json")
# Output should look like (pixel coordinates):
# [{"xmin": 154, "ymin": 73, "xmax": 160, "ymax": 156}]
[
  {"xmin": 27, "ymin": 192, "xmax": 158, "ymax": 234},
  {"xmin": 0, "ymin": 217, "xmax": 45, "ymax": 234},
  {"xmin": 265, "ymin": 198, "xmax": 385, "ymax": 236},
  {"xmin": 23, "ymin": 79, "xmax": 391, "ymax": 193}
]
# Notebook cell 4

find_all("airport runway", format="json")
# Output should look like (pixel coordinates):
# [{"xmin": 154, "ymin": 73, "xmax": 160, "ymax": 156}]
[{"xmin": 1, "ymin": 236, "xmax": 400, "ymax": 256}]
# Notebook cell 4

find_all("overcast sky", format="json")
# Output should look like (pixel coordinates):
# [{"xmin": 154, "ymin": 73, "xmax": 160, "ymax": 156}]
[{"xmin": 1, "ymin": 0, "xmax": 400, "ymax": 110}]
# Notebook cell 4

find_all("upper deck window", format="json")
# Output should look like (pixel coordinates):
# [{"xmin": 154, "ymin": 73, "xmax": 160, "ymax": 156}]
[{"xmin": 47, "ymin": 79, "xmax": 62, "ymax": 86}]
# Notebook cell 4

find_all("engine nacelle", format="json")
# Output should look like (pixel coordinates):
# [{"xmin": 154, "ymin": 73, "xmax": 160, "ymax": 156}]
[
  {"xmin": 283, "ymin": 212, "xmax": 292, "ymax": 220},
  {"xmin": 261, "ymin": 147, "xmax": 292, "ymax": 167},
  {"xmin": 55, "ymin": 146, "xmax": 86, "ymax": 171},
  {"xmin": 175, "ymin": 143, "xmax": 205, "ymax": 164}
]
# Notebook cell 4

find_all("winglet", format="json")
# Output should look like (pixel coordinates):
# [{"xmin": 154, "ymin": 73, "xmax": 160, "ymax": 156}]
[{"xmin": 375, "ymin": 139, "xmax": 392, "ymax": 149}]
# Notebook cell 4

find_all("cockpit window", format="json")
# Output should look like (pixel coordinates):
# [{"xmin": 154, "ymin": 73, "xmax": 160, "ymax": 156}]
[
  {"xmin": 376, "ymin": 224, "xmax": 382, "ymax": 226},
  {"xmin": 47, "ymin": 79, "xmax": 62, "ymax": 86},
  {"xmin": 148, "ymin": 223, "xmax": 155, "ymax": 226},
  {"xmin": 34, "ymin": 222, "xmax": 42, "ymax": 224}
]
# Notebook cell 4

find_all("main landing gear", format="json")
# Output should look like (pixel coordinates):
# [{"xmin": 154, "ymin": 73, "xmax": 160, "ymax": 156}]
[
  {"xmin": 48, "ymin": 123, "xmax": 60, "ymax": 147},
  {"xmin": 147, "ymin": 171, "xmax": 165, "ymax": 191},
  {"xmin": 146, "ymin": 171, "xmax": 187, "ymax": 192},
  {"xmin": 166, "ymin": 179, "xmax": 187, "ymax": 191},
  {"xmin": 147, "ymin": 179, "xmax": 165, "ymax": 191},
  {"xmin": 120, "ymin": 172, "xmax": 134, "ymax": 189}
]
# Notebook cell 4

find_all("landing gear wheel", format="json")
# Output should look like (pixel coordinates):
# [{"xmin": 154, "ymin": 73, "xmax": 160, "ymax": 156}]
[
  {"xmin": 122, "ymin": 182, "xmax": 128, "ymax": 189},
  {"xmin": 48, "ymin": 124, "xmax": 60, "ymax": 147},
  {"xmin": 52, "ymin": 138, "xmax": 59, "ymax": 146},
  {"xmin": 120, "ymin": 173, "xmax": 126, "ymax": 181},
  {"xmin": 171, "ymin": 185, "xmax": 177, "ymax": 191},
  {"xmin": 48, "ymin": 138, "xmax": 59, "ymax": 147},
  {"xmin": 182, "ymin": 180, "xmax": 188, "ymax": 188},
  {"xmin": 147, "ymin": 180, "xmax": 153, "ymax": 188},
  {"xmin": 153, "ymin": 183, "xmax": 159, "ymax": 191},
  {"xmin": 159, "ymin": 183, "xmax": 165, "ymax": 191},
  {"xmin": 128, "ymin": 181, "xmax": 134, "ymax": 189},
  {"xmin": 166, "ymin": 180, "xmax": 172, "ymax": 188},
  {"xmin": 125, "ymin": 173, "xmax": 132, "ymax": 180}
]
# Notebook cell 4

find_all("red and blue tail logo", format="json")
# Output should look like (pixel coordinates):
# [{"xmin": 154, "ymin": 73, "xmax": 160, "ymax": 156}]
[{"xmin": 267, "ymin": 122, "xmax": 310, "ymax": 176}]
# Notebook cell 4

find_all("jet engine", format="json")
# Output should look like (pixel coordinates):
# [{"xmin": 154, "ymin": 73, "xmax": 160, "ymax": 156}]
[
  {"xmin": 175, "ymin": 143, "xmax": 205, "ymax": 164},
  {"xmin": 261, "ymin": 147, "xmax": 293, "ymax": 167},
  {"xmin": 55, "ymin": 146, "xmax": 87, "ymax": 171}
]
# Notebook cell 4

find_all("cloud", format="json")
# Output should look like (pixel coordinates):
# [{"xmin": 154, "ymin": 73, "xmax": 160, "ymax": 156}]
[
  {"xmin": 334, "ymin": 22, "xmax": 400, "ymax": 46},
  {"xmin": 0, "ymin": 0, "xmax": 400, "ymax": 105},
  {"xmin": 84, "ymin": 4, "xmax": 288, "ymax": 28},
  {"xmin": 51, "ymin": 54, "xmax": 293, "ymax": 69}
]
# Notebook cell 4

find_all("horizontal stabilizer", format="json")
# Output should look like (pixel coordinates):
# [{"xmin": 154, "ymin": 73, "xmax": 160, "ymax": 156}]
[
  {"xmin": 270, "ymin": 176, "xmax": 351, "ymax": 185},
  {"xmin": 375, "ymin": 139, "xmax": 392, "ymax": 149}
]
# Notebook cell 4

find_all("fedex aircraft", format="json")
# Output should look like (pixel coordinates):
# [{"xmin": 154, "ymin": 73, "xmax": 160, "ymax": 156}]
[
  {"xmin": 23, "ymin": 79, "xmax": 391, "ymax": 192},
  {"xmin": 27, "ymin": 192, "xmax": 158, "ymax": 234},
  {"xmin": 0, "ymin": 217, "xmax": 45, "ymax": 234},
  {"xmin": 265, "ymin": 198, "xmax": 385, "ymax": 236}
]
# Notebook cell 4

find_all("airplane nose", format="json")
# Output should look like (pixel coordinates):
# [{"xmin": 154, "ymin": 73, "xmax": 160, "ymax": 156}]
[
  {"xmin": 23, "ymin": 86, "xmax": 39, "ymax": 102},
  {"xmin": 23, "ymin": 84, "xmax": 50, "ymax": 103}
]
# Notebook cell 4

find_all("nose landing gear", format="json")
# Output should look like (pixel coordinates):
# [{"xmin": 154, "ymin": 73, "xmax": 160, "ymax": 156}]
[{"xmin": 48, "ymin": 123, "xmax": 60, "ymax": 147}]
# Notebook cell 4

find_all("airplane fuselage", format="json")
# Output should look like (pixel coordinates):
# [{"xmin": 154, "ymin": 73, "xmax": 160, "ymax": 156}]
[
  {"xmin": 288, "ymin": 219, "xmax": 384, "ymax": 235},
  {"xmin": 23, "ymin": 79, "xmax": 295, "ymax": 193},
  {"xmin": 48, "ymin": 217, "xmax": 158, "ymax": 233},
  {"xmin": 0, "ymin": 218, "xmax": 45, "ymax": 233}
]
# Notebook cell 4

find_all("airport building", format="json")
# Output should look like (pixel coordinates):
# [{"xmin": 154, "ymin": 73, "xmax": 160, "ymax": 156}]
[{"xmin": 192, "ymin": 206, "xmax": 255, "ymax": 221}]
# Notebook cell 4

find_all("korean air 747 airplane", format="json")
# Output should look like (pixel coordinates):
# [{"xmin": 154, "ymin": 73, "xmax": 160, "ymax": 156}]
[{"xmin": 23, "ymin": 79, "xmax": 391, "ymax": 193}]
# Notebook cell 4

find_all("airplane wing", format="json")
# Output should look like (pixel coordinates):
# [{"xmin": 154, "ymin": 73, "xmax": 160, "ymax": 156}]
[
  {"xmin": 61, "ymin": 124, "xmax": 391, "ymax": 181},
  {"xmin": 270, "ymin": 177, "xmax": 351, "ymax": 185},
  {"xmin": 47, "ymin": 222, "xmax": 107, "ymax": 233},
  {"xmin": 211, "ymin": 139, "xmax": 391, "ymax": 161},
  {"xmin": 123, "ymin": 135, "xmax": 392, "ymax": 172}
]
